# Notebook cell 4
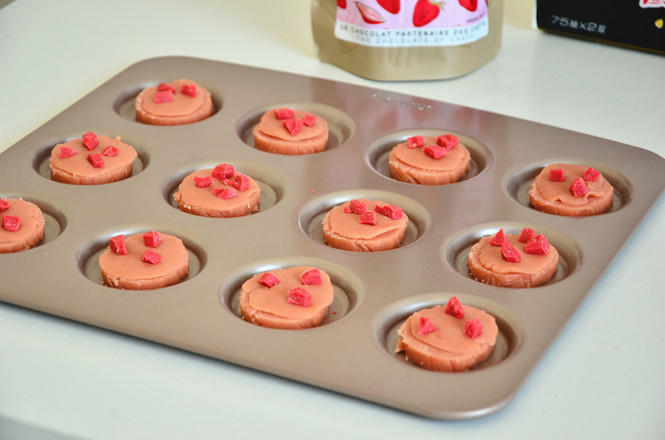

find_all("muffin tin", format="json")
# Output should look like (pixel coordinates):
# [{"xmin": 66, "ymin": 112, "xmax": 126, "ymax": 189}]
[{"xmin": 2, "ymin": 56, "xmax": 664, "ymax": 420}]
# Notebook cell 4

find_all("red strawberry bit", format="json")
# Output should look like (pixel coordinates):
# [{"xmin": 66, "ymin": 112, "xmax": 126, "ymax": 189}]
[
  {"xmin": 500, "ymin": 241, "xmax": 522, "ymax": 263},
  {"xmin": 141, "ymin": 249, "xmax": 163, "ymax": 265},
  {"xmin": 194, "ymin": 176, "xmax": 212, "ymax": 188},
  {"xmin": 300, "ymin": 268, "xmax": 323, "ymax": 285},
  {"xmin": 445, "ymin": 296, "xmax": 465, "ymax": 319},
  {"xmin": 302, "ymin": 113, "xmax": 317, "ymax": 127},
  {"xmin": 109, "ymin": 235, "xmax": 128, "ymax": 255},
  {"xmin": 359, "ymin": 211, "xmax": 377, "ymax": 225},
  {"xmin": 518, "ymin": 227, "xmax": 536, "ymax": 243},
  {"xmin": 212, "ymin": 163, "xmax": 235, "ymax": 181},
  {"xmin": 488, "ymin": 228, "xmax": 506, "ymax": 246},
  {"xmin": 525, "ymin": 234, "xmax": 550, "ymax": 255},
  {"xmin": 82, "ymin": 132, "xmax": 99, "ymax": 150},
  {"xmin": 424, "ymin": 145, "xmax": 447, "ymax": 160},
  {"xmin": 437, "ymin": 134, "xmax": 459, "ymax": 149},
  {"xmin": 464, "ymin": 318, "xmax": 483, "ymax": 339},
  {"xmin": 227, "ymin": 174, "xmax": 250, "ymax": 191},
  {"xmin": 154, "ymin": 90, "xmax": 174, "ymax": 103},
  {"xmin": 259, "ymin": 272, "xmax": 280, "ymax": 287},
  {"xmin": 374, "ymin": 204, "xmax": 403, "ymax": 220},
  {"xmin": 2, "ymin": 215, "xmax": 20, "ymax": 232},
  {"xmin": 459, "ymin": 0, "xmax": 478, "ymax": 12},
  {"xmin": 216, "ymin": 188, "xmax": 238, "ymax": 200},
  {"xmin": 283, "ymin": 117, "xmax": 303, "ymax": 136},
  {"xmin": 583, "ymin": 167, "xmax": 601, "ymax": 182},
  {"xmin": 418, "ymin": 316, "xmax": 437, "ymax": 335},
  {"xmin": 87, "ymin": 153, "xmax": 104, "ymax": 168},
  {"xmin": 0, "ymin": 199, "xmax": 9, "ymax": 212},
  {"xmin": 59, "ymin": 146, "xmax": 78, "ymax": 159},
  {"xmin": 344, "ymin": 199, "xmax": 368, "ymax": 215},
  {"xmin": 102, "ymin": 145, "xmax": 119, "ymax": 157},
  {"xmin": 548, "ymin": 168, "xmax": 566, "ymax": 182},
  {"xmin": 143, "ymin": 230, "xmax": 162, "ymax": 247},
  {"xmin": 157, "ymin": 83, "xmax": 176, "ymax": 93},
  {"xmin": 570, "ymin": 177, "xmax": 589, "ymax": 197},
  {"xmin": 274, "ymin": 108, "xmax": 295, "ymax": 120},
  {"xmin": 413, "ymin": 0, "xmax": 440, "ymax": 27},
  {"xmin": 337, "ymin": 0, "xmax": 347, "ymax": 8},
  {"xmin": 180, "ymin": 84, "xmax": 196, "ymax": 97},
  {"xmin": 287, "ymin": 287, "xmax": 312, "ymax": 307},
  {"xmin": 407, "ymin": 136, "xmax": 424, "ymax": 149}
]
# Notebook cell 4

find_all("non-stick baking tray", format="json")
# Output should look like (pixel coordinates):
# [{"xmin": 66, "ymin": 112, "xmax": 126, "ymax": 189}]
[{"xmin": 2, "ymin": 56, "xmax": 664, "ymax": 420}]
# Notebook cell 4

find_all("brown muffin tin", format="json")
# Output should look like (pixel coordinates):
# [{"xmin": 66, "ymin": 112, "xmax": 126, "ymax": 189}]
[{"xmin": 1, "ymin": 56, "xmax": 664, "ymax": 420}]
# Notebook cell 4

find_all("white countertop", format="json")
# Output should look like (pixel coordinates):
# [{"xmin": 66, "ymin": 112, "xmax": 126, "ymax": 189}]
[{"xmin": 1, "ymin": 1, "xmax": 664, "ymax": 439}]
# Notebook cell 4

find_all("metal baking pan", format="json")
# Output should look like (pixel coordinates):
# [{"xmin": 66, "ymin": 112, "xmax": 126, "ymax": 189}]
[{"xmin": 2, "ymin": 56, "xmax": 664, "ymax": 420}]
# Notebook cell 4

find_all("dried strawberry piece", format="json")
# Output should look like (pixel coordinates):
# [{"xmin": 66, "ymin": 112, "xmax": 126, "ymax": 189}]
[
  {"xmin": 287, "ymin": 287, "xmax": 312, "ymax": 307},
  {"xmin": 82, "ymin": 132, "xmax": 99, "ymax": 150},
  {"xmin": 180, "ymin": 84, "xmax": 196, "ymax": 97},
  {"xmin": 374, "ymin": 204, "xmax": 403, "ymax": 220},
  {"xmin": 59, "ymin": 146, "xmax": 78, "ymax": 159},
  {"xmin": 525, "ymin": 234, "xmax": 550, "ymax": 255},
  {"xmin": 194, "ymin": 176, "xmax": 212, "ymax": 188},
  {"xmin": 548, "ymin": 168, "xmax": 566, "ymax": 182},
  {"xmin": 0, "ymin": 199, "xmax": 9, "ymax": 212},
  {"xmin": 300, "ymin": 268, "xmax": 323, "ymax": 285},
  {"xmin": 445, "ymin": 296, "xmax": 465, "ymax": 319},
  {"xmin": 359, "ymin": 211, "xmax": 377, "ymax": 225},
  {"xmin": 464, "ymin": 318, "xmax": 483, "ymax": 339},
  {"xmin": 154, "ymin": 90, "xmax": 174, "ymax": 103},
  {"xmin": 302, "ymin": 113, "xmax": 317, "ymax": 127},
  {"xmin": 216, "ymin": 188, "xmax": 238, "ymax": 200},
  {"xmin": 518, "ymin": 227, "xmax": 536, "ymax": 243},
  {"xmin": 141, "ymin": 249, "xmax": 163, "ymax": 265},
  {"xmin": 570, "ymin": 177, "xmax": 589, "ymax": 197},
  {"xmin": 407, "ymin": 136, "xmax": 424, "ymax": 149},
  {"xmin": 109, "ymin": 235, "xmax": 128, "ymax": 255},
  {"xmin": 424, "ymin": 145, "xmax": 447, "ymax": 160},
  {"xmin": 344, "ymin": 199, "xmax": 368, "ymax": 215},
  {"xmin": 259, "ymin": 272, "xmax": 280, "ymax": 287},
  {"xmin": 418, "ymin": 316, "xmax": 437, "ymax": 335},
  {"xmin": 102, "ymin": 145, "xmax": 119, "ymax": 157},
  {"xmin": 489, "ymin": 228, "xmax": 506, "ymax": 246},
  {"xmin": 283, "ymin": 117, "xmax": 303, "ymax": 136},
  {"xmin": 437, "ymin": 134, "xmax": 459, "ymax": 149},
  {"xmin": 143, "ymin": 230, "xmax": 162, "ymax": 247},
  {"xmin": 227, "ymin": 174, "xmax": 250, "ymax": 191},
  {"xmin": 583, "ymin": 167, "xmax": 601, "ymax": 182},
  {"xmin": 157, "ymin": 83, "xmax": 176, "ymax": 93},
  {"xmin": 87, "ymin": 153, "xmax": 104, "ymax": 168},
  {"xmin": 212, "ymin": 163, "xmax": 235, "ymax": 181},
  {"xmin": 274, "ymin": 108, "xmax": 295, "ymax": 120},
  {"xmin": 501, "ymin": 241, "xmax": 522, "ymax": 263},
  {"xmin": 2, "ymin": 215, "xmax": 20, "ymax": 232}
]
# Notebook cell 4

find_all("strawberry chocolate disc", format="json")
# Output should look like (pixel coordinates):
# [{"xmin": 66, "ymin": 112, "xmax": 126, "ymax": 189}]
[
  {"xmin": 173, "ymin": 165, "xmax": 261, "ymax": 218},
  {"xmin": 239, "ymin": 266, "xmax": 335, "ymax": 329},
  {"xmin": 0, "ymin": 198, "xmax": 45, "ymax": 253},
  {"xmin": 135, "ymin": 79, "xmax": 213, "ymax": 126},
  {"xmin": 467, "ymin": 228, "xmax": 559, "ymax": 288},
  {"xmin": 322, "ymin": 198, "xmax": 409, "ymax": 252},
  {"xmin": 529, "ymin": 164, "xmax": 614, "ymax": 216},
  {"xmin": 396, "ymin": 299, "xmax": 498, "ymax": 372},
  {"xmin": 253, "ymin": 107, "xmax": 328, "ymax": 155},
  {"xmin": 99, "ymin": 231, "xmax": 189, "ymax": 290},
  {"xmin": 389, "ymin": 134, "xmax": 471, "ymax": 185},
  {"xmin": 49, "ymin": 132, "xmax": 138, "ymax": 185}
]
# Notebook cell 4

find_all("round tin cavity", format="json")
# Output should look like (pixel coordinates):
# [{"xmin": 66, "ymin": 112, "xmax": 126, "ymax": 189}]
[
  {"xmin": 367, "ymin": 129, "xmax": 492, "ymax": 184},
  {"xmin": 237, "ymin": 102, "xmax": 355, "ymax": 153},
  {"xmin": 297, "ymin": 189, "xmax": 431, "ymax": 251},
  {"xmin": 220, "ymin": 257, "xmax": 362, "ymax": 329},
  {"xmin": 444, "ymin": 222, "xmax": 582, "ymax": 288}
]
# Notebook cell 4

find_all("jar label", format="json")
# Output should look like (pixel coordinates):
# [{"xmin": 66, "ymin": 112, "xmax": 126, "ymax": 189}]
[{"xmin": 334, "ymin": 0, "xmax": 489, "ymax": 47}]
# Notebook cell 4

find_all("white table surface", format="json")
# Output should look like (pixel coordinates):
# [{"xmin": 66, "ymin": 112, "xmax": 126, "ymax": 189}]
[{"xmin": 1, "ymin": 1, "xmax": 664, "ymax": 439}]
